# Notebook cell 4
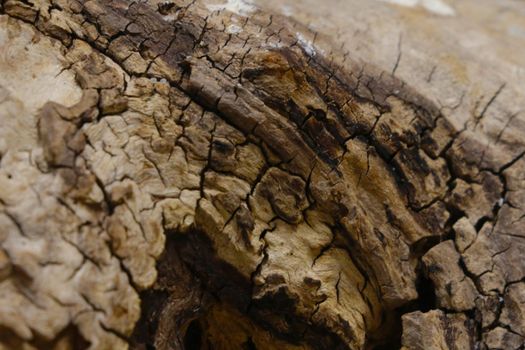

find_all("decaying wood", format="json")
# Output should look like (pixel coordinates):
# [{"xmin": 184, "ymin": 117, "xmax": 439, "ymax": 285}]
[{"xmin": 0, "ymin": 0, "xmax": 524, "ymax": 349}]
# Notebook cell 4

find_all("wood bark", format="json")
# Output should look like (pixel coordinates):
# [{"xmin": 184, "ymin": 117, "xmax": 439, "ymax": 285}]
[{"xmin": 0, "ymin": 0, "xmax": 524, "ymax": 349}]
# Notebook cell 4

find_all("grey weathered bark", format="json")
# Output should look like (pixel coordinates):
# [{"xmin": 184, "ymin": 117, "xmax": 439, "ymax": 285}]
[{"xmin": 0, "ymin": 0, "xmax": 524, "ymax": 349}]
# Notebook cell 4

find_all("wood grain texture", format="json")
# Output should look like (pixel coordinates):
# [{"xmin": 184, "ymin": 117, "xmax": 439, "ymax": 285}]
[{"xmin": 0, "ymin": 0, "xmax": 523, "ymax": 349}]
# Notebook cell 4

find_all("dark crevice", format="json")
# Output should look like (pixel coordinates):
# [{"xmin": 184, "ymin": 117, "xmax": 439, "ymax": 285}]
[
  {"xmin": 411, "ymin": 235, "xmax": 444, "ymax": 257},
  {"xmin": 370, "ymin": 262, "xmax": 438, "ymax": 349},
  {"xmin": 183, "ymin": 319, "xmax": 203, "ymax": 350},
  {"xmin": 415, "ymin": 265, "xmax": 437, "ymax": 313},
  {"xmin": 243, "ymin": 337, "xmax": 257, "ymax": 350},
  {"xmin": 474, "ymin": 216, "xmax": 491, "ymax": 232}
]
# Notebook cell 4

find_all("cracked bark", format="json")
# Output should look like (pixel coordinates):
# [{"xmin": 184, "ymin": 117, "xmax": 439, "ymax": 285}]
[{"xmin": 0, "ymin": 0, "xmax": 524, "ymax": 349}]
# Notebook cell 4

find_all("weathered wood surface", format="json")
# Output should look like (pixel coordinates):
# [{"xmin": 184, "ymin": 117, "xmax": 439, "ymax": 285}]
[{"xmin": 0, "ymin": 0, "xmax": 524, "ymax": 349}]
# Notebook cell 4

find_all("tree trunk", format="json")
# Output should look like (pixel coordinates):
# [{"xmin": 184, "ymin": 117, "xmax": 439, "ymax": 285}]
[{"xmin": 0, "ymin": 0, "xmax": 524, "ymax": 349}]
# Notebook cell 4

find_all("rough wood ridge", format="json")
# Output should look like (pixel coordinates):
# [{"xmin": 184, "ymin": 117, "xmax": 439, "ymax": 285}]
[{"xmin": 0, "ymin": 0, "xmax": 524, "ymax": 349}]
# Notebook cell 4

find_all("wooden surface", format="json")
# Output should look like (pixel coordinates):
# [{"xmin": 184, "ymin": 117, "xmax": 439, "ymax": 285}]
[{"xmin": 0, "ymin": 0, "xmax": 524, "ymax": 349}]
